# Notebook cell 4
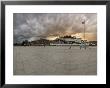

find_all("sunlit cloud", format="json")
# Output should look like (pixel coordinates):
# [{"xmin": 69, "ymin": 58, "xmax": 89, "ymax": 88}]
[{"xmin": 13, "ymin": 13, "xmax": 97, "ymax": 43}]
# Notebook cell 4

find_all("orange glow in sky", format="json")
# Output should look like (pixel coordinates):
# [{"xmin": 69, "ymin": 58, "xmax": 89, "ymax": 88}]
[{"xmin": 46, "ymin": 33, "xmax": 96, "ymax": 41}]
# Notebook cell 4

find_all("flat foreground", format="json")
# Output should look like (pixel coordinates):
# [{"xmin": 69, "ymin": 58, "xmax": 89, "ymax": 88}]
[{"xmin": 13, "ymin": 46, "xmax": 97, "ymax": 75}]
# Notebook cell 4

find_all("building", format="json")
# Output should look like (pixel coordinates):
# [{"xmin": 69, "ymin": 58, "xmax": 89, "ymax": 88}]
[
  {"xmin": 60, "ymin": 36, "xmax": 82, "ymax": 44},
  {"xmin": 14, "ymin": 35, "xmax": 93, "ymax": 46},
  {"xmin": 50, "ymin": 36, "xmax": 83, "ymax": 46},
  {"xmin": 89, "ymin": 41, "xmax": 97, "ymax": 46}
]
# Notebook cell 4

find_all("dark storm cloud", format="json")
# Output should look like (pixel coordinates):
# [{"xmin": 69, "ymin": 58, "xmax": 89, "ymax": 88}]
[{"xmin": 13, "ymin": 13, "xmax": 97, "ymax": 43}]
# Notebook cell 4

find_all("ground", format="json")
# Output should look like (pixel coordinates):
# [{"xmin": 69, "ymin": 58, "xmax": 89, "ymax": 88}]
[{"xmin": 13, "ymin": 46, "xmax": 97, "ymax": 75}]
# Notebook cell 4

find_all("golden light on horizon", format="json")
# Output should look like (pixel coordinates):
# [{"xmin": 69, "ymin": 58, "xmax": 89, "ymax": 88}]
[
  {"xmin": 73, "ymin": 33, "xmax": 97, "ymax": 41},
  {"xmin": 46, "ymin": 33, "xmax": 96, "ymax": 41},
  {"xmin": 46, "ymin": 36, "xmax": 59, "ymax": 40}
]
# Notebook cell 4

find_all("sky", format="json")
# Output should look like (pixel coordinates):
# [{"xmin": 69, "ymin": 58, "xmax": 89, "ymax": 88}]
[{"xmin": 13, "ymin": 13, "xmax": 97, "ymax": 43}]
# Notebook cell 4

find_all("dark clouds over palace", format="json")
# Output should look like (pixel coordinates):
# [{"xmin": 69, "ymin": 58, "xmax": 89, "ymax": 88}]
[{"xmin": 14, "ymin": 13, "xmax": 97, "ymax": 43}]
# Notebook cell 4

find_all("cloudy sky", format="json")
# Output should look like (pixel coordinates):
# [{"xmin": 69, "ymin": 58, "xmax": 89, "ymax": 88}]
[{"xmin": 13, "ymin": 13, "xmax": 97, "ymax": 43}]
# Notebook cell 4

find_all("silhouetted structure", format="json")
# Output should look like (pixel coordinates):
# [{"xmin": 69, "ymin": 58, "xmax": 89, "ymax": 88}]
[
  {"xmin": 89, "ymin": 41, "xmax": 97, "ymax": 46},
  {"xmin": 14, "ymin": 35, "xmax": 97, "ymax": 46}
]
